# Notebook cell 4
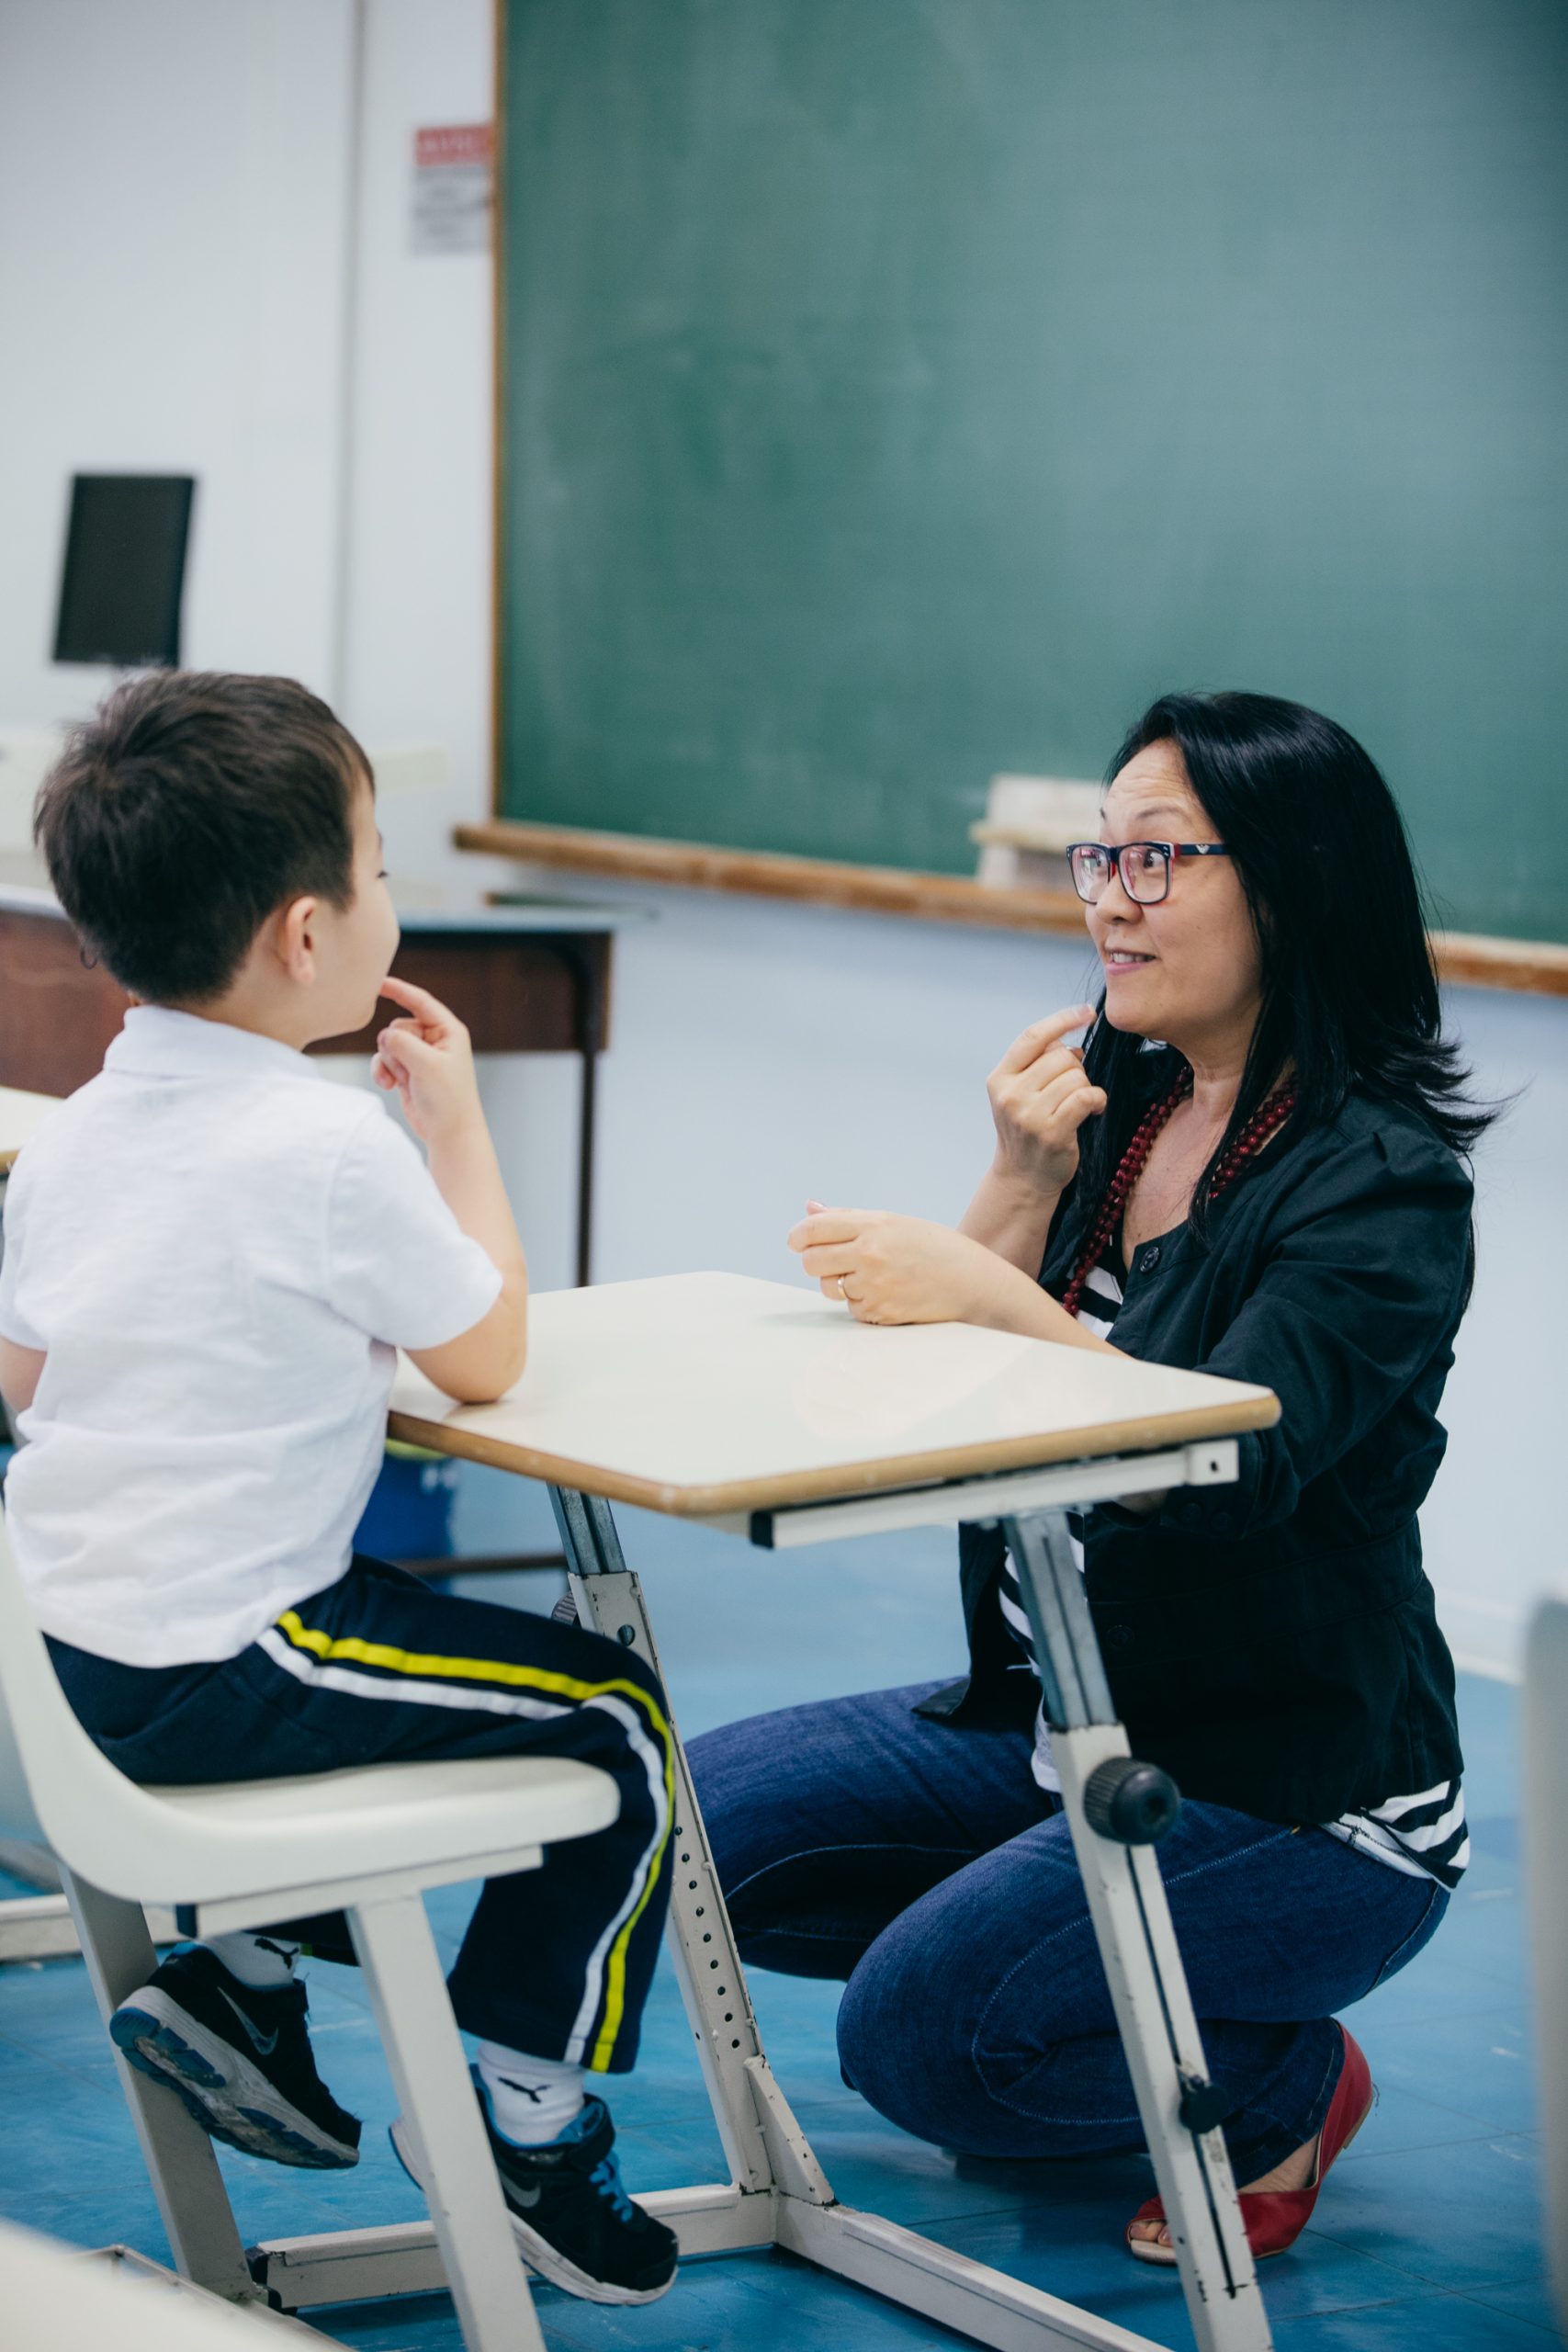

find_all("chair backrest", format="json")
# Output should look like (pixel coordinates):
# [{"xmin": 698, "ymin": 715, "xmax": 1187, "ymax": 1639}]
[{"xmin": 0, "ymin": 1500, "xmax": 156, "ymax": 1864}]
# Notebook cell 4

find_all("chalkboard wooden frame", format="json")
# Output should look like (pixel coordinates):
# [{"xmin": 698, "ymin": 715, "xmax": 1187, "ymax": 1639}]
[
  {"xmin": 483, "ymin": 0, "xmax": 1568, "ymax": 998},
  {"xmin": 457, "ymin": 818, "xmax": 1568, "ymax": 998}
]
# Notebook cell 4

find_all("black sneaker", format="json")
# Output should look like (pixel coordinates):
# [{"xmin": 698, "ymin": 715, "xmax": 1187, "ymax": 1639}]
[
  {"xmin": 391, "ymin": 2069, "xmax": 677, "ymax": 2305},
  {"xmin": 109, "ymin": 1945, "xmax": 361, "ymax": 2170}
]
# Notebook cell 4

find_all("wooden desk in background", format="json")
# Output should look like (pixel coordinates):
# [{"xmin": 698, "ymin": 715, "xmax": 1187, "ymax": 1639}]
[{"xmin": 0, "ymin": 854, "xmax": 640, "ymax": 1285}]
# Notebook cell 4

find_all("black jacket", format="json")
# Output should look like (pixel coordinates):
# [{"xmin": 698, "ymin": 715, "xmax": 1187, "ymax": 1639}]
[{"xmin": 920, "ymin": 1083, "xmax": 1472, "ymax": 1825}]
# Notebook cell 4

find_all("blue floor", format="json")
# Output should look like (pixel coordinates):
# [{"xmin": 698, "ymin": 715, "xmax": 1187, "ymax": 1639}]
[{"xmin": 0, "ymin": 1473, "xmax": 1558, "ymax": 2349}]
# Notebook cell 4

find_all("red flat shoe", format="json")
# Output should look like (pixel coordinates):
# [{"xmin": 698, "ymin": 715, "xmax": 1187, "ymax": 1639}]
[{"xmin": 1125, "ymin": 2025, "xmax": 1374, "ymax": 2266}]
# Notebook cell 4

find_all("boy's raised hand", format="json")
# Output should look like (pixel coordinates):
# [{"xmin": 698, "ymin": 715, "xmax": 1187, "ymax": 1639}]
[{"xmin": 372, "ymin": 976, "xmax": 483, "ymax": 1144}]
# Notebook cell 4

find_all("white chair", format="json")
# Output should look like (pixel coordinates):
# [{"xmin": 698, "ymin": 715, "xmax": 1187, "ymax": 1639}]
[
  {"xmin": 0, "ymin": 1509, "xmax": 620, "ymax": 2352},
  {"xmin": 2, "ymin": 2215, "xmax": 291, "ymax": 2352}
]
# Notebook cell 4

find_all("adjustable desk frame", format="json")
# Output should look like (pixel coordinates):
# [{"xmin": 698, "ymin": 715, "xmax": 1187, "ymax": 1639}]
[{"xmin": 239, "ymin": 1442, "xmax": 1275, "ymax": 2352}]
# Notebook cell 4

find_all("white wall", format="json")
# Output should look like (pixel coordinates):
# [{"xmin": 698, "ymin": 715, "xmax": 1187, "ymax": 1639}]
[
  {"xmin": 0, "ymin": 0, "xmax": 1562, "ymax": 1674},
  {"xmin": 339, "ymin": 0, "xmax": 495, "ymax": 830},
  {"xmin": 1427, "ymin": 986, "xmax": 1568, "ymax": 1669},
  {"xmin": 0, "ymin": 0, "xmax": 355, "ymax": 718}
]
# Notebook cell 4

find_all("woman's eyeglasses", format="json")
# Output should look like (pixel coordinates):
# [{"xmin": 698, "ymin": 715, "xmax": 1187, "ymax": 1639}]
[{"xmin": 1066, "ymin": 841, "xmax": 1231, "ymax": 906}]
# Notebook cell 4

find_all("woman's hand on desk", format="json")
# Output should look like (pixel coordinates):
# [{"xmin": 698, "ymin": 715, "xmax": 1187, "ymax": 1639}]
[
  {"xmin": 788, "ymin": 1205, "xmax": 1115, "ymax": 1352},
  {"xmin": 791, "ymin": 1206, "xmax": 998, "ymax": 1325}
]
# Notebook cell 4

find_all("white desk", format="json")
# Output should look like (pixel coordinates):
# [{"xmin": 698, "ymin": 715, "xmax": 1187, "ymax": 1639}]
[
  {"xmin": 239, "ymin": 1274, "xmax": 1282, "ymax": 2352},
  {"xmin": 380, "ymin": 1269, "xmax": 1273, "ymax": 1518}
]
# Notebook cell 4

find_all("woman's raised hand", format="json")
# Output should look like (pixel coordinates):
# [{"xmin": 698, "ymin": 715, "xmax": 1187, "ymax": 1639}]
[{"xmin": 985, "ymin": 1004, "xmax": 1106, "ymax": 1198}]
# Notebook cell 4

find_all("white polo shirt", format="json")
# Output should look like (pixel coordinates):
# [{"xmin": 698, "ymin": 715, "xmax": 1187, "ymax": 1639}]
[{"xmin": 0, "ymin": 1009, "xmax": 503, "ymax": 1667}]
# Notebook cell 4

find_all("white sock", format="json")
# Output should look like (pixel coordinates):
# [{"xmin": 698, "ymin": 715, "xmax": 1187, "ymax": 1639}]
[
  {"xmin": 477, "ymin": 2041, "xmax": 587, "ymax": 2146},
  {"xmin": 201, "ymin": 1932, "xmax": 301, "ymax": 1991}
]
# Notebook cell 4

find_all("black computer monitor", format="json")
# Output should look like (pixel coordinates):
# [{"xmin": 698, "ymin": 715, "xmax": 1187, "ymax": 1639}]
[{"xmin": 52, "ymin": 473, "xmax": 197, "ymax": 668}]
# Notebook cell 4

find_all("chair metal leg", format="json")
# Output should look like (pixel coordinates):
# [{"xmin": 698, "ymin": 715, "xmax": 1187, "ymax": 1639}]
[
  {"xmin": 347, "ymin": 1890, "xmax": 546, "ymax": 2352},
  {"xmin": 61, "ymin": 1868, "xmax": 257, "ymax": 2303},
  {"xmin": 0, "ymin": 1893, "xmax": 81, "ymax": 1962},
  {"xmin": 0, "ymin": 1891, "xmax": 182, "ymax": 1966}
]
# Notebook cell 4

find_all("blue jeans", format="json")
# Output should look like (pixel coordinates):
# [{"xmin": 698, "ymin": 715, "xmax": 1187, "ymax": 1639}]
[{"xmin": 687, "ymin": 1681, "xmax": 1447, "ymax": 2177}]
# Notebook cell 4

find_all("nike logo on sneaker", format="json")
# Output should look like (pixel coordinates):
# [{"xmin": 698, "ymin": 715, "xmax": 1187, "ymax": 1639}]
[
  {"xmin": 217, "ymin": 1986, "xmax": 280, "ymax": 2059},
  {"xmin": 509, "ymin": 2186, "xmax": 543, "ymax": 2208}
]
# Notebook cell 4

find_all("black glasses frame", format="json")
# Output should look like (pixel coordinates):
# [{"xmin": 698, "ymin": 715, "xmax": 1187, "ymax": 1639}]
[{"xmin": 1066, "ymin": 840, "xmax": 1231, "ymax": 906}]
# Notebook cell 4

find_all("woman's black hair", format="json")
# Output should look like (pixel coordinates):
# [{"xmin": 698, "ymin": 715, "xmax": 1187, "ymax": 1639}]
[{"xmin": 1077, "ymin": 690, "xmax": 1497, "ymax": 1241}]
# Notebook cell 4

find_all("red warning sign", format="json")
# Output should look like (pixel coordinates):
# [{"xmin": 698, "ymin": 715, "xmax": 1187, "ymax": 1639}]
[
  {"xmin": 414, "ymin": 124, "xmax": 493, "ymax": 172},
  {"xmin": 411, "ymin": 123, "xmax": 494, "ymax": 254}
]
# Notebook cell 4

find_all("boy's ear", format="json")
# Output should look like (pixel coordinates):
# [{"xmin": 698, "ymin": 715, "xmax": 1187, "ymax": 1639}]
[{"xmin": 273, "ymin": 894, "xmax": 320, "ymax": 985}]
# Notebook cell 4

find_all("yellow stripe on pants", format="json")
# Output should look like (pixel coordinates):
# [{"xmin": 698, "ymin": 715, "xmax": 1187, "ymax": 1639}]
[{"xmin": 274, "ymin": 1609, "xmax": 675, "ymax": 2068}]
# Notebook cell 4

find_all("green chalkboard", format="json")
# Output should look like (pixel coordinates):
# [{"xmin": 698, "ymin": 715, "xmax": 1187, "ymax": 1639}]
[{"xmin": 499, "ymin": 0, "xmax": 1568, "ymax": 943}]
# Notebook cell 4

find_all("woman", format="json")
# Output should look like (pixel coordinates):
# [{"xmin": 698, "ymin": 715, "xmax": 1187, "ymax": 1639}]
[{"xmin": 688, "ymin": 691, "xmax": 1491, "ymax": 2262}]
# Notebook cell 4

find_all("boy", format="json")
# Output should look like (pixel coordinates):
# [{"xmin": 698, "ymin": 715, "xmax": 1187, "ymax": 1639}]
[{"xmin": 0, "ymin": 672, "xmax": 677, "ymax": 2307}]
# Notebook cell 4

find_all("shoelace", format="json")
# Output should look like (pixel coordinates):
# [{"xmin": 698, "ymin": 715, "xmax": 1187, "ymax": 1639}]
[{"xmin": 590, "ymin": 2150, "xmax": 636, "ymax": 2224}]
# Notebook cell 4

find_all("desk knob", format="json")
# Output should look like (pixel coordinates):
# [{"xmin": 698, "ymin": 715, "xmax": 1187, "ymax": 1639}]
[
  {"xmin": 1081, "ymin": 1757, "xmax": 1181, "ymax": 1845},
  {"xmin": 1178, "ymin": 2074, "xmax": 1234, "ymax": 2136}
]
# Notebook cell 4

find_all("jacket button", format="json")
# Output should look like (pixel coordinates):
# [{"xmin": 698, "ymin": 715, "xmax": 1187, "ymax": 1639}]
[
  {"xmin": 1139, "ymin": 1244, "xmax": 1161, "ymax": 1273},
  {"xmin": 1107, "ymin": 1623, "xmax": 1134, "ymax": 1651}
]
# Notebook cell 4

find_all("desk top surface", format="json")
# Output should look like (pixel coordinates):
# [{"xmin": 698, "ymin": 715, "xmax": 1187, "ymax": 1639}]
[
  {"xmin": 0, "ymin": 1084, "xmax": 62, "ymax": 1171},
  {"xmin": 0, "ymin": 850, "xmax": 646, "ymax": 935},
  {"xmin": 389, "ymin": 1272, "xmax": 1279, "ymax": 1518}
]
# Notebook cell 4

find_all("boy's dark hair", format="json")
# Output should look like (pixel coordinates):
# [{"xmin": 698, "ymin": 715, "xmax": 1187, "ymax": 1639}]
[{"xmin": 35, "ymin": 670, "xmax": 368, "ymax": 1004}]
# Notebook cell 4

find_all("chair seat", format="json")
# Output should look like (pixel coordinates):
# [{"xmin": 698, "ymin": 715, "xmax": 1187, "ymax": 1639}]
[
  {"xmin": 71, "ymin": 1752, "xmax": 621, "ymax": 1910},
  {"xmin": 0, "ymin": 1506, "xmax": 622, "ymax": 2352}
]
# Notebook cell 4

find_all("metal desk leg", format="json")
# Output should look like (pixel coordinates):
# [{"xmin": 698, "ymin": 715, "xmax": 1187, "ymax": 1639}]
[
  {"xmin": 549, "ymin": 1486, "xmax": 822, "ymax": 2206},
  {"xmin": 548, "ymin": 1487, "xmax": 1190, "ymax": 2352},
  {"xmin": 574, "ymin": 1046, "xmax": 598, "ymax": 1291},
  {"xmin": 562, "ymin": 932, "xmax": 610, "ymax": 1290},
  {"xmin": 1003, "ymin": 1510, "xmax": 1273, "ymax": 2352}
]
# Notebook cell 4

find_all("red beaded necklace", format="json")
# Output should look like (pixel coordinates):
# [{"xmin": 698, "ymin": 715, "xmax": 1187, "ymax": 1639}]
[{"xmin": 1061, "ymin": 1068, "xmax": 1297, "ymax": 1317}]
